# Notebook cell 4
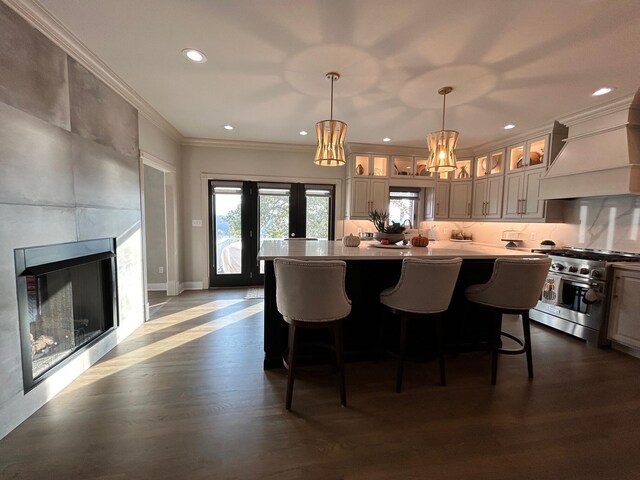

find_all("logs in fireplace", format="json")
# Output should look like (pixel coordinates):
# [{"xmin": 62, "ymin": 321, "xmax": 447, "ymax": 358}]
[{"xmin": 14, "ymin": 238, "xmax": 118, "ymax": 390}]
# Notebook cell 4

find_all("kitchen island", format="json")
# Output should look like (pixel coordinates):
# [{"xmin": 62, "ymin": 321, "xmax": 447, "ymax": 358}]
[{"xmin": 258, "ymin": 240, "xmax": 546, "ymax": 369}]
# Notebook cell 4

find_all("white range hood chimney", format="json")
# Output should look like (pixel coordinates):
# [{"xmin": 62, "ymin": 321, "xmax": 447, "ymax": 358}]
[{"xmin": 539, "ymin": 90, "xmax": 640, "ymax": 199}]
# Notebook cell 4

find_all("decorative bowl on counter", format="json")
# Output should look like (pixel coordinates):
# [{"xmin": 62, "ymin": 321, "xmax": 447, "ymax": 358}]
[{"xmin": 373, "ymin": 232, "xmax": 405, "ymax": 245}]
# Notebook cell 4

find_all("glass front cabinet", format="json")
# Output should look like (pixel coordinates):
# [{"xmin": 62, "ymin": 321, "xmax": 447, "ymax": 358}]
[
  {"xmin": 351, "ymin": 154, "xmax": 389, "ymax": 178},
  {"xmin": 507, "ymin": 136, "xmax": 548, "ymax": 173},
  {"xmin": 390, "ymin": 156, "xmax": 435, "ymax": 179}
]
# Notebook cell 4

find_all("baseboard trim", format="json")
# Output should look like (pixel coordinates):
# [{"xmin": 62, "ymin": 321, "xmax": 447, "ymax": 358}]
[
  {"xmin": 147, "ymin": 283, "xmax": 167, "ymax": 291},
  {"xmin": 183, "ymin": 281, "xmax": 204, "ymax": 290}
]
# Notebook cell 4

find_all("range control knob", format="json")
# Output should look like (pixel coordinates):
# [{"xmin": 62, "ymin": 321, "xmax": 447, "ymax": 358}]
[
  {"xmin": 551, "ymin": 263, "xmax": 565, "ymax": 271},
  {"xmin": 568, "ymin": 265, "xmax": 578, "ymax": 273},
  {"xmin": 579, "ymin": 267, "xmax": 590, "ymax": 275},
  {"xmin": 590, "ymin": 269, "xmax": 602, "ymax": 278}
]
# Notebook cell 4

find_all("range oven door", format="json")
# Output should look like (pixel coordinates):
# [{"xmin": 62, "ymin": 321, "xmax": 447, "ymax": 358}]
[{"xmin": 532, "ymin": 274, "xmax": 608, "ymax": 345}]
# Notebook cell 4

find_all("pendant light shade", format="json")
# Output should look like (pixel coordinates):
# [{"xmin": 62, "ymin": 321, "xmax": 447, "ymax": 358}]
[
  {"xmin": 427, "ymin": 86, "xmax": 459, "ymax": 173},
  {"xmin": 315, "ymin": 72, "xmax": 347, "ymax": 166}
]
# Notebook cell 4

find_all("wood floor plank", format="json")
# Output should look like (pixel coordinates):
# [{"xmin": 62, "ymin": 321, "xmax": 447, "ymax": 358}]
[{"xmin": 1, "ymin": 289, "xmax": 640, "ymax": 479}]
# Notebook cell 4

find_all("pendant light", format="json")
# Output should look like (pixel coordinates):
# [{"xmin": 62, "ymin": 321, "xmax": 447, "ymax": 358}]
[
  {"xmin": 427, "ymin": 86, "xmax": 459, "ymax": 173},
  {"xmin": 314, "ymin": 72, "xmax": 347, "ymax": 166}
]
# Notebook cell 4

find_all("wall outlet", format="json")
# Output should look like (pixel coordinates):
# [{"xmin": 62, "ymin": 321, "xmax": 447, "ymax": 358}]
[
  {"xmin": 192, "ymin": 219, "xmax": 203, "ymax": 227},
  {"xmin": 159, "ymin": 266, "xmax": 164, "ymax": 274},
  {"xmin": 530, "ymin": 232, "xmax": 537, "ymax": 241}
]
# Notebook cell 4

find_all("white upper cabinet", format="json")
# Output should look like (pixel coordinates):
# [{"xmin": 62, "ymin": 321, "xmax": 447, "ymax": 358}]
[
  {"xmin": 507, "ymin": 136, "xmax": 548, "ymax": 173},
  {"xmin": 351, "ymin": 154, "xmax": 388, "ymax": 178},
  {"xmin": 434, "ymin": 182, "xmax": 450, "ymax": 219},
  {"xmin": 390, "ymin": 156, "xmax": 436, "ymax": 179},
  {"xmin": 475, "ymin": 149, "xmax": 505, "ymax": 178},
  {"xmin": 449, "ymin": 181, "xmax": 473, "ymax": 218}
]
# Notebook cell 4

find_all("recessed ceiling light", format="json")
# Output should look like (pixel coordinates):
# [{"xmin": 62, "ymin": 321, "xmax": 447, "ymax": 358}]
[
  {"xmin": 592, "ymin": 87, "xmax": 614, "ymax": 96},
  {"xmin": 181, "ymin": 48, "xmax": 207, "ymax": 63},
  {"xmin": 299, "ymin": 130, "xmax": 308, "ymax": 136},
  {"xmin": 224, "ymin": 125, "xmax": 234, "ymax": 130},
  {"xmin": 504, "ymin": 124, "xmax": 516, "ymax": 130},
  {"xmin": 383, "ymin": 137, "xmax": 391, "ymax": 142}
]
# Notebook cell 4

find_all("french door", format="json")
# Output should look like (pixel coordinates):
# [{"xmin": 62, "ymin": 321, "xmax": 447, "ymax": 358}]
[{"xmin": 209, "ymin": 180, "xmax": 335, "ymax": 287}]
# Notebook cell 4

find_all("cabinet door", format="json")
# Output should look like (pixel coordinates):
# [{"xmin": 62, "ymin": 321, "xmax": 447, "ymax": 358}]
[
  {"xmin": 350, "ymin": 178, "xmax": 371, "ymax": 218},
  {"xmin": 485, "ymin": 175, "xmax": 504, "ymax": 219},
  {"xmin": 472, "ymin": 179, "xmax": 487, "ymax": 218},
  {"xmin": 424, "ymin": 186, "xmax": 435, "ymax": 220},
  {"xmin": 370, "ymin": 179, "xmax": 389, "ymax": 213},
  {"xmin": 608, "ymin": 270, "xmax": 640, "ymax": 348},
  {"xmin": 450, "ymin": 181, "xmax": 472, "ymax": 218},
  {"xmin": 435, "ymin": 182, "xmax": 450, "ymax": 219},
  {"xmin": 522, "ymin": 170, "xmax": 545, "ymax": 218},
  {"xmin": 503, "ymin": 173, "xmax": 524, "ymax": 218}
]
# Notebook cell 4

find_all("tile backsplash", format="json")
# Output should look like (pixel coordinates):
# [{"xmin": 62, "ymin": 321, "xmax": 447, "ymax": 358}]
[{"xmin": 340, "ymin": 195, "xmax": 640, "ymax": 253}]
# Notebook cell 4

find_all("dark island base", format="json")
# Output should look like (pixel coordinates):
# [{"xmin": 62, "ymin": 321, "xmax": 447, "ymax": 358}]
[{"xmin": 263, "ymin": 259, "xmax": 500, "ymax": 370}]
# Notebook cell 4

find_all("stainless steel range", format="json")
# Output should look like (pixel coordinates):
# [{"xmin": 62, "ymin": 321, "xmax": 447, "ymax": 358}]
[{"xmin": 530, "ymin": 248, "xmax": 640, "ymax": 346}]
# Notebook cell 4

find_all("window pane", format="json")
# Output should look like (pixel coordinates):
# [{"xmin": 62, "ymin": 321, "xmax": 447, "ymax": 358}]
[
  {"xmin": 259, "ymin": 193, "xmax": 290, "ymax": 273},
  {"xmin": 389, "ymin": 198, "xmax": 417, "ymax": 226},
  {"xmin": 306, "ymin": 194, "xmax": 330, "ymax": 239}
]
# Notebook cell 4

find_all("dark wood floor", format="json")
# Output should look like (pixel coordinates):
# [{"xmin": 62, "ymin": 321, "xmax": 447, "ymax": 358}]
[{"xmin": 2, "ymin": 289, "xmax": 640, "ymax": 479}]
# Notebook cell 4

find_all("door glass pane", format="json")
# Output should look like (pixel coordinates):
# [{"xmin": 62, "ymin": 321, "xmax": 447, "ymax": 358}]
[
  {"xmin": 213, "ymin": 186, "xmax": 242, "ymax": 275},
  {"xmin": 258, "ymin": 187, "xmax": 290, "ymax": 273},
  {"xmin": 306, "ymin": 189, "xmax": 331, "ymax": 240}
]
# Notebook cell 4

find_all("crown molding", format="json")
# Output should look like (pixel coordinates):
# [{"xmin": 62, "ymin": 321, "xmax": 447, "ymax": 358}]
[
  {"xmin": 182, "ymin": 137, "xmax": 316, "ymax": 153},
  {"xmin": 4, "ymin": 0, "xmax": 184, "ymax": 142},
  {"xmin": 557, "ymin": 92, "xmax": 637, "ymax": 127}
]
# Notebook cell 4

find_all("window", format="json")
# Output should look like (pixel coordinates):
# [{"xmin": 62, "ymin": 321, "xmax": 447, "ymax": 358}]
[{"xmin": 389, "ymin": 188, "xmax": 420, "ymax": 227}]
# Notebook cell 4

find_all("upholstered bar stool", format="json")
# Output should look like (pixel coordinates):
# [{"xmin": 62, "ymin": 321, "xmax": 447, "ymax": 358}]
[
  {"xmin": 464, "ymin": 257, "xmax": 551, "ymax": 385},
  {"xmin": 380, "ymin": 257, "xmax": 462, "ymax": 392},
  {"xmin": 273, "ymin": 258, "xmax": 352, "ymax": 410}
]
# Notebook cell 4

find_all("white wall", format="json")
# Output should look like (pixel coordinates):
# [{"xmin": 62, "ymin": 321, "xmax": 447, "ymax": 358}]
[
  {"xmin": 180, "ymin": 143, "xmax": 345, "ymax": 287},
  {"xmin": 143, "ymin": 164, "xmax": 167, "ymax": 286},
  {"xmin": 139, "ymin": 116, "xmax": 184, "ymax": 294}
]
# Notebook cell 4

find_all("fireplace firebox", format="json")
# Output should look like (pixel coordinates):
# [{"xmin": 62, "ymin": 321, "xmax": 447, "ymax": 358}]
[{"xmin": 14, "ymin": 238, "xmax": 118, "ymax": 390}]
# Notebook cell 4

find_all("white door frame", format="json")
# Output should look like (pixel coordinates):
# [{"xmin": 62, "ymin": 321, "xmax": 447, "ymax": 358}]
[{"xmin": 140, "ymin": 151, "xmax": 179, "ymax": 318}]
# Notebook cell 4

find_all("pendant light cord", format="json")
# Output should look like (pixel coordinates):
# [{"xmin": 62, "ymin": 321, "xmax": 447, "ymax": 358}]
[
  {"xmin": 330, "ymin": 75, "xmax": 334, "ymax": 121},
  {"xmin": 441, "ymin": 91, "xmax": 446, "ymax": 131}
]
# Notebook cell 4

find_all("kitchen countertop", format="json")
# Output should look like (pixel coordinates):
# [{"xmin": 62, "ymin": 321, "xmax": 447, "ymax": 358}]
[
  {"xmin": 257, "ymin": 239, "xmax": 548, "ymax": 261},
  {"xmin": 609, "ymin": 262, "xmax": 640, "ymax": 271}
]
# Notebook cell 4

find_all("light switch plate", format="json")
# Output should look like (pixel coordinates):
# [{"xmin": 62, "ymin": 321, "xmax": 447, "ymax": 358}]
[{"xmin": 192, "ymin": 219, "xmax": 203, "ymax": 227}]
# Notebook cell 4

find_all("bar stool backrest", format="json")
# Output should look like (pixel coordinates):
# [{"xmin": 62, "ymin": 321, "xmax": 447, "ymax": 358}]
[
  {"xmin": 273, "ymin": 258, "xmax": 352, "ymax": 323},
  {"xmin": 380, "ymin": 257, "xmax": 462, "ymax": 314},
  {"xmin": 465, "ymin": 257, "xmax": 552, "ymax": 310}
]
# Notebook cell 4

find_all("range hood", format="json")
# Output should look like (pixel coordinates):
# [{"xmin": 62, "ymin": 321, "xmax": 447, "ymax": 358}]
[{"xmin": 539, "ymin": 90, "xmax": 640, "ymax": 199}]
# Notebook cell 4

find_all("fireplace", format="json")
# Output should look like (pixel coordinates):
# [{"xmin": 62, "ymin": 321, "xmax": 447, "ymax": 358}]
[{"xmin": 14, "ymin": 238, "xmax": 118, "ymax": 390}]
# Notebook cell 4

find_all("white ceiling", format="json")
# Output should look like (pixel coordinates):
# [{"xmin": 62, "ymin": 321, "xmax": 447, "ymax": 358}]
[{"xmin": 39, "ymin": 0, "xmax": 640, "ymax": 149}]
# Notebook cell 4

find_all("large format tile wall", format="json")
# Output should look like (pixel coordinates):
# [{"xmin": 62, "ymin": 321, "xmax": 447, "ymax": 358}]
[{"xmin": 0, "ymin": 3, "xmax": 144, "ymax": 439}]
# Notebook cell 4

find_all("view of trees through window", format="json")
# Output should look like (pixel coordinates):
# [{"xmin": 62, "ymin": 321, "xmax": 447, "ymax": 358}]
[{"xmin": 389, "ymin": 190, "xmax": 419, "ymax": 227}]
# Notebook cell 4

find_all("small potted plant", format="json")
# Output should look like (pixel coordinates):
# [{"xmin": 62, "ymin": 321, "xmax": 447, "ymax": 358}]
[{"xmin": 368, "ymin": 210, "xmax": 406, "ymax": 245}]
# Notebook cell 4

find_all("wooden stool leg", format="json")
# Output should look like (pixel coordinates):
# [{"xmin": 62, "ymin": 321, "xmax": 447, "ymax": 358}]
[
  {"xmin": 522, "ymin": 311, "xmax": 534, "ymax": 379},
  {"xmin": 435, "ymin": 314, "xmax": 446, "ymax": 386},
  {"xmin": 334, "ymin": 322, "xmax": 346, "ymax": 407},
  {"xmin": 285, "ymin": 323, "xmax": 298, "ymax": 410},
  {"xmin": 396, "ymin": 316, "xmax": 408, "ymax": 393},
  {"xmin": 491, "ymin": 312, "xmax": 501, "ymax": 385}
]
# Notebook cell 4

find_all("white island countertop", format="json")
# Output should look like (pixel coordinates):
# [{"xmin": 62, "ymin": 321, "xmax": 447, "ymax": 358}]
[{"xmin": 257, "ymin": 240, "xmax": 548, "ymax": 261}]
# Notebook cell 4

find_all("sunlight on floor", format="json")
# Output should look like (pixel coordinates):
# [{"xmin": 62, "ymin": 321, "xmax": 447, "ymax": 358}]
[{"xmin": 58, "ymin": 299, "xmax": 263, "ymax": 395}]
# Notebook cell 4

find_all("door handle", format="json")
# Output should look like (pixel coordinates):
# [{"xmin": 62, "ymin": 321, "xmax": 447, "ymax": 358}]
[
  {"xmin": 436, "ymin": 202, "xmax": 440, "ymax": 215},
  {"xmin": 467, "ymin": 203, "xmax": 471, "ymax": 216}
]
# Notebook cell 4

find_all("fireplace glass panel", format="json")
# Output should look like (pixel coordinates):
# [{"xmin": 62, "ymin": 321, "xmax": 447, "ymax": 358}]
[{"xmin": 27, "ymin": 261, "xmax": 110, "ymax": 379}]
